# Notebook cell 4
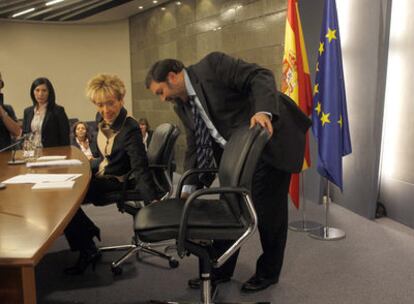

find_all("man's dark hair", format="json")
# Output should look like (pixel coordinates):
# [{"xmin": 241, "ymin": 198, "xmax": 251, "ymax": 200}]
[
  {"xmin": 145, "ymin": 59, "xmax": 185, "ymax": 88},
  {"xmin": 30, "ymin": 77, "xmax": 56, "ymax": 109}
]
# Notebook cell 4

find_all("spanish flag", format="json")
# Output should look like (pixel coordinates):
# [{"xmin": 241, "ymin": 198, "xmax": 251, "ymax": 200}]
[{"xmin": 281, "ymin": 0, "xmax": 312, "ymax": 209}]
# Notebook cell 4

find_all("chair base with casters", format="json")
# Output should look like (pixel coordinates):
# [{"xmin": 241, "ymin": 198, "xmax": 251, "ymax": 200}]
[
  {"xmin": 99, "ymin": 222, "xmax": 179, "ymax": 275},
  {"xmin": 135, "ymin": 125, "xmax": 271, "ymax": 303},
  {"xmin": 99, "ymin": 197, "xmax": 179, "ymax": 275},
  {"xmin": 98, "ymin": 123, "xmax": 181, "ymax": 275}
]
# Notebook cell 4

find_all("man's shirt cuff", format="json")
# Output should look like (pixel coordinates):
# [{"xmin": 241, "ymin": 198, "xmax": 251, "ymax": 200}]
[
  {"xmin": 257, "ymin": 111, "xmax": 272, "ymax": 120},
  {"xmin": 182, "ymin": 184, "xmax": 197, "ymax": 194}
]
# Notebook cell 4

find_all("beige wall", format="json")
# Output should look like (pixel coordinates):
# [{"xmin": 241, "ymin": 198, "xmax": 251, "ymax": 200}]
[
  {"xmin": 129, "ymin": 0, "xmax": 287, "ymax": 171},
  {"xmin": 0, "ymin": 20, "xmax": 131, "ymax": 122}
]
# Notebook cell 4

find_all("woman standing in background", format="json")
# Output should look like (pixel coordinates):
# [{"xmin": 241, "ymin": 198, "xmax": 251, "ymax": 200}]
[{"xmin": 23, "ymin": 77, "xmax": 70, "ymax": 147}]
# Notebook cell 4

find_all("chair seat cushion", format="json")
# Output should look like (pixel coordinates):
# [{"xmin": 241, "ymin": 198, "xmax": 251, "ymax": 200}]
[{"xmin": 135, "ymin": 198, "xmax": 245, "ymax": 242}]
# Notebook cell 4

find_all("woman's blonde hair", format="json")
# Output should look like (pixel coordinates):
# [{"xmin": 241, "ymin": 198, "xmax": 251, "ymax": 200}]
[{"xmin": 86, "ymin": 74, "xmax": 126, "ymax": 103}]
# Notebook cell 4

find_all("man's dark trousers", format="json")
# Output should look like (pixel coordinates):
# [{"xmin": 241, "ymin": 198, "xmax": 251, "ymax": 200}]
[{"xmin": 211, "ymin": 158, "xmax": 291, "ymax": 281}]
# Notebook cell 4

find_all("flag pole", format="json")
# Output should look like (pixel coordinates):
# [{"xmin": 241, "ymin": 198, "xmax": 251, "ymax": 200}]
[
  {"xmin": 308, "ymin": 178, "xmax": 345, "ymax": 240},
  {"xmin": 288, "ymin": 172, "xmax": 322, "ymax": 232}
]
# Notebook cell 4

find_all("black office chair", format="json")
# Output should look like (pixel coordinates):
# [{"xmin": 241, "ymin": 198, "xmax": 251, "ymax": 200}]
[
  {"xmin": 135, "ymin": 125, "xmax": 271, "ymax": 303},
  {"xmin": 99, "ymin": 123, "xmax": 180, "ymax": 275}
]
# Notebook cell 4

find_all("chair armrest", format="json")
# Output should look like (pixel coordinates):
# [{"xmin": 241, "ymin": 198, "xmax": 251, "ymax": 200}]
[
  {"xmin": 152, "ymin": 167, "xmax": 174, "ymax": 200},
  {"xmin": 175, "ymin": 168, "xmax": 219, "ymax": 198},
  {"xmin": 177, "ymin": 186, "xmax": 258, "ymax": 262},
  {"xmin": 117, "ymin": 164, "xmax": 174, "ymax": 212}
]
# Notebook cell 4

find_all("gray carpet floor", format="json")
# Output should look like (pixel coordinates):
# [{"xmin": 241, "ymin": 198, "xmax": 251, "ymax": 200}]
[{"xmin": 36, "ymin": 195, "xmax": 414, "ymax": 304}]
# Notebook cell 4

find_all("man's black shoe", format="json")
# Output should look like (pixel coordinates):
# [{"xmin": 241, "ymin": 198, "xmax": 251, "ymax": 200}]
[
  {"xmin": 241, "ymin": 275, "xmax": 278, "ymax": 293},
  {"xmin": 188, "ymin": 276, "xmax": 231, "ymax": 289}
]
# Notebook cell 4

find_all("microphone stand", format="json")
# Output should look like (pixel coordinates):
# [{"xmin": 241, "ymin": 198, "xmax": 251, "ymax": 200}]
[
  {"xmin": 0, "ymin": 135, "xmax": 29, "ymax": 189},
  {"xmin": 0, "ymin": 134, "xmax": 29, "ymax": 165},
  {"xmin": 8, "ymin": 148, "xmax": 25, "ymax": 165}
]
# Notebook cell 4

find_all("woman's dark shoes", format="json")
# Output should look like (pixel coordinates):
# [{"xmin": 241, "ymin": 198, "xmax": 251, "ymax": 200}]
[
  {"xmin": 188, "ymin": 276, "xmax": 231, "ymax": 289},
  {"xmin": 64, "ymin": 250, "xmax": 102, "ymax": 275},
  {"xmin": 241, "ymin": 275, "xmax": 278, "ymax": 293}
]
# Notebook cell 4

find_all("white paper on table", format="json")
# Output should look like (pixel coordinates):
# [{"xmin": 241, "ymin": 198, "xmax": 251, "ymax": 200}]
[
  {"xmin": 32, "ymin": 181, "xmax": 75, "ymax": 190},
  {"xmin": 36, "ymin": 155, "xmax": 67, "ymax": 161},
  {"xmin": 2, "ymin": 173, "xmax": 82, "ymax": 184},
  {"xmin": 26, "ymin": 159, "xmax": 82, "ymax": 168}
]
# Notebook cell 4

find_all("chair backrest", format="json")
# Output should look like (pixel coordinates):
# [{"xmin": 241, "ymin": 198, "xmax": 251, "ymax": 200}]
[
  {"xmin": 147, "ymin": 123, "xmax": 180, "ymax": 195},
  {"xmin": 69, "ymin": 118, "xmax": 79, "ymax": 127},
  {"xmin": 218, "ymin": 125, "xmax": 271, "ymax": 218},
  {"xmin": 85, "ymin": 120, "xmax": 98, "ymax": 139}
]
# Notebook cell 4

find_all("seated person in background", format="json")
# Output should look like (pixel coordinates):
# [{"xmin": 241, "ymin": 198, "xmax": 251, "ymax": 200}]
[
  {"xmin": 138, "ymin": 117, "xmax": 153, "ymax": 151},
  {"xmin": 63, "ymin": 74, "xmax": 158, "ymax": 275},
  {"xmin": 71, "ymin": 121, "xmax": 98, "ymax": 160},
  {"xmin": 0, "ymin": 72, "xmax": 22, "ymax": 149},
  {"xmin": 22, "ymin": 77, "xmax": 70, "ymax": 147}
]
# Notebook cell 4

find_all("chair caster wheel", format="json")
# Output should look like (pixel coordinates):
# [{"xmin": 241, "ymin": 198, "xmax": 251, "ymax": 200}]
[
  {"xmin": 111, "ymin": 266, "xmax": 123, "ymax": 275},
  {"xmin": 169, "ymin": 259, "xmax": 179, "ymax": 268}
]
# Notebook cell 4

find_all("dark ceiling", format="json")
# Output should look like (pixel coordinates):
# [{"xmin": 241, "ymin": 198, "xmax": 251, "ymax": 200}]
[{"xmin": 0, "ymin": 0, "xmax": 172, "ymax": 23}]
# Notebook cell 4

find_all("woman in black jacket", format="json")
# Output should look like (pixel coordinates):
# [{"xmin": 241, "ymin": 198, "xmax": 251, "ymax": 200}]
[
  {"xmin": 23, "ymin": 77, "xmax": 70, "ymax": 147},
  {"xmin": 63, "ymin": 74, "xmax": 158, "ymax": 275}
]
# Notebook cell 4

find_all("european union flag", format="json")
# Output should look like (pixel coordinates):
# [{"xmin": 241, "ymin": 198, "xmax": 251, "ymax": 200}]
[{"xmin": 312, "ymin": 0, "xmax": 352, "ymax": 190}]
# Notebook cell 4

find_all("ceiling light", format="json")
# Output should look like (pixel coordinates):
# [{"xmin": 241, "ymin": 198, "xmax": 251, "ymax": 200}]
[
  {"xmin": 139, "ymin": 6, "xmax": 143, "ymax": 9},
  {"xmin": 153, "ymin": 0, "xmax": 158, "ymax": 3},
  {"xmin": 12, "ymin": 8, "xmax": 35, "ymax": 18},
  {"xmin": 176, "ymin": 1, "xmax": 182, "ymax": 5},
  {"xmin": 46, "ymin": 0, "xmax": 65, "ymax": 6},
  {"xmin": 161, "ymin": 7, "xmax": 166, "ymax": 11}
]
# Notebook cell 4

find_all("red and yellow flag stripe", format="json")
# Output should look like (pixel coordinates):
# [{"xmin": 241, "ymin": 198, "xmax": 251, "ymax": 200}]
[{"xmin": 281, "ymin": 0, "xmax": 312, "ymax": 208}]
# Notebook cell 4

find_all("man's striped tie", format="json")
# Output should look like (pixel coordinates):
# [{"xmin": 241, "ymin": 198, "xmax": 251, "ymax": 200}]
[{"xmin": 188, "ymin": 96, "xmax": 215, "ymax": 186}]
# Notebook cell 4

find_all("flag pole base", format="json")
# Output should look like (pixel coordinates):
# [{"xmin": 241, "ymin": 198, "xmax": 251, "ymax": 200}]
[
  {"xmin": 288, "ymin": 220, "xmax": 322, "ymax": 232},
  {"xmin": 308, "ymin": 226, "xmax": 346, "ymax": 241}
]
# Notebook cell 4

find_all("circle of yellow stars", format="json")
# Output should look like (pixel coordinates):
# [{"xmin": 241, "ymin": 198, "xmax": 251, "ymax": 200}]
[{"xmin": 314, "ymin": 27, "xmax": 342, "ymax": 128}]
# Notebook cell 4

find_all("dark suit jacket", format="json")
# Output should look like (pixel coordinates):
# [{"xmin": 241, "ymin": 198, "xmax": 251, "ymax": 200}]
[
  {"xmin": 23, "ymin": 104, "xmax": 70, "ymax": 147},
  {"xmin": 0, "ymin": 104, "xmax": 18, "ymax": 149},
  {"xmin": 94, "ymin": 108, "xmax": 157, "ymax": 202},
  {"xmin": 174, "ymin": 52, "xmax": 311, "ymax": 181}
]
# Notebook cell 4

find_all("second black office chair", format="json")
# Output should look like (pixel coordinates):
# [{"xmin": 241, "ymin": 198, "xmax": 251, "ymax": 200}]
[
  {"xmin": 99, "ymin": 122, "xmax": 180, "ymax": 275},
  {"xmin": 135, "ymin": 125, "xmax": 271, "ymax": 303}
]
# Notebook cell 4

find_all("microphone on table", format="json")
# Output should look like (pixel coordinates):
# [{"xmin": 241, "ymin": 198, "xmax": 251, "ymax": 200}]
[{"xmin": 0, "ymin": 133, "xmax": 32, "ymax": 165}]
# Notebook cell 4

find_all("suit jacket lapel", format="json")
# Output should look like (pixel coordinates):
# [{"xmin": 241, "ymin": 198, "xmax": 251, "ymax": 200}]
[
  {"xmin": 25, "ymin": 107, "xmax": 34, "ymax": 133},
  {"xmin": 187, "ymin": 68, "xmax": 212, "ymax": 120},
  {"xmin": 174, "ymin": 101, "xmax": 194, "ymax": 130},
  {"xmin": 42, "ymin": 108, "xmax": 51, "ymax": 131}
]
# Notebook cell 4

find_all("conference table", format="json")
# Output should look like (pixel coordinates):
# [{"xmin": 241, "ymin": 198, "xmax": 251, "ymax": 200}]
[{"xmin": 0, "ymin": 146, "xmax": 91, "ymax": 304}]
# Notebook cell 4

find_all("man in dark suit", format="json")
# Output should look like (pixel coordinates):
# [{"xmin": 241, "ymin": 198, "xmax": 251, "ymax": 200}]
[{"xmin": 146, "ymin": 52, "xmax": 311, "ymax": 292}]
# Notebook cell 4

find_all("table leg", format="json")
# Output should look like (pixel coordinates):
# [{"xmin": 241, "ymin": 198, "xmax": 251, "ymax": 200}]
[{"xmin": 0, "ymin": 265, "xmax": 36, "ymax": 304}]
